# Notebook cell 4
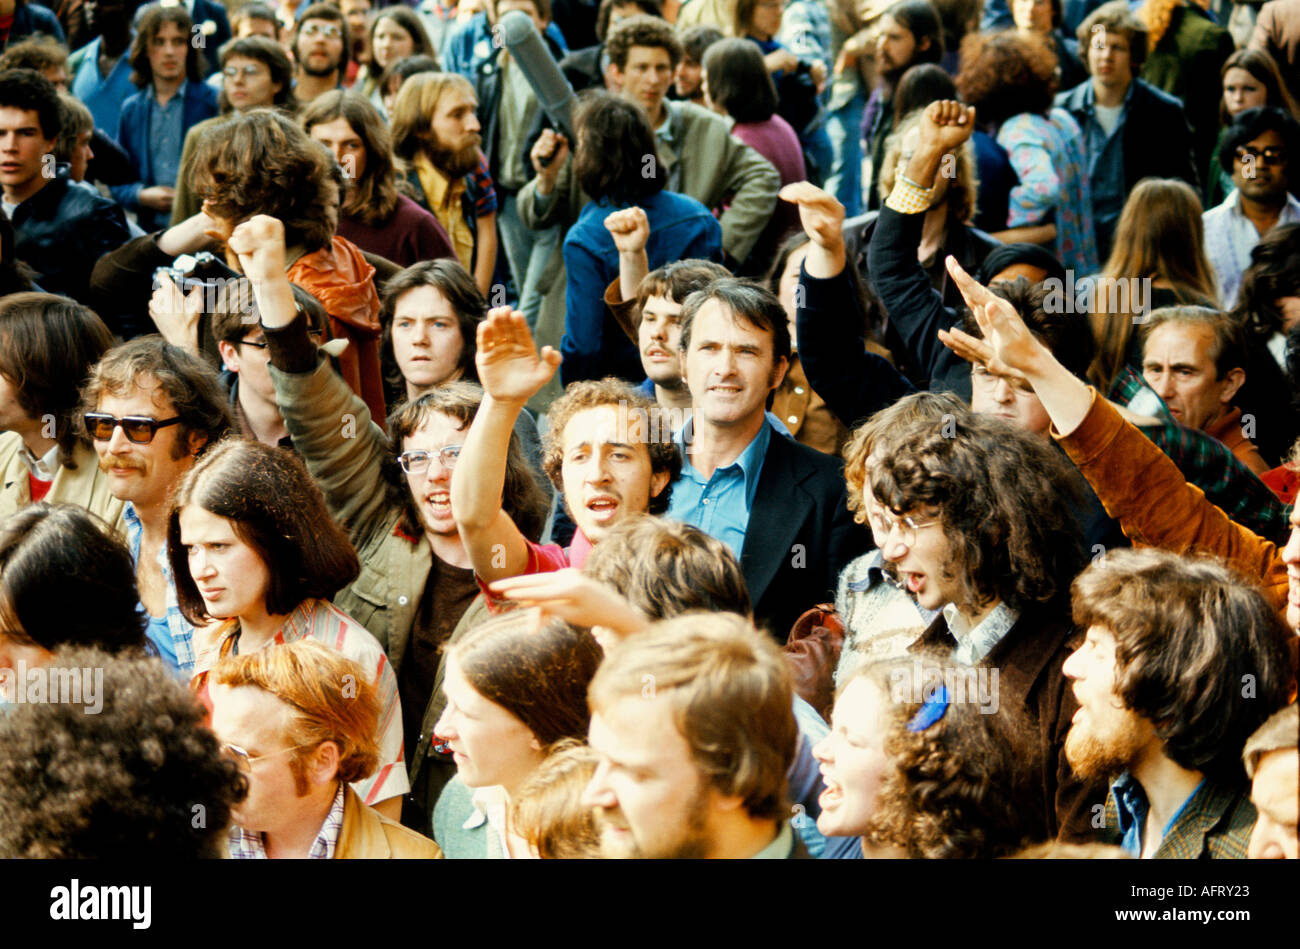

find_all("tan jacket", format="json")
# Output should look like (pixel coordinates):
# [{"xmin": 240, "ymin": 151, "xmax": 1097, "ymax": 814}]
[
  {"xmin": 336, "ymin": 785, "xmax": 443, "ymax": 859},
  {"xmin": 0, "ymin": 433, "xmax": 126, "ymax": 533}
]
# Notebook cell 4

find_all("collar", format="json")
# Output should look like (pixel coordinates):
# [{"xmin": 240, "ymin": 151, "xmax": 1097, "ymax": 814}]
[
  {"xmin": 675, "ymin": 415, "xmax": 772, "ymax": 507},
  {"xmin": 1082, "ymin": 78, "xmax": 1135, "ymax": 112},
  {"xmin": 568, "ymin": 528, "xmax": 594, "ymax": 570},
  {"xmin": 18, "ymin": 442, "xmax": 60, "ymax": 481},
  {"xmin": 413, "ymin": 151, "xmax": 465, "ymax": 211},
  {"xmin": 941, "ymin": 600, "xmax": 1018, "ymax": 665},
  {"xmin": 229, "ymin": 782, "xmax": 346, "ymax": 859},
  {"xmin": 845, "ymin": 549, "xmax": 890, "ymax": 593},
  {"xmin": 154, "ymin": 78, "xmax": 189, "ymax": 105},
  {"xmin": 655, "ymin": 99, "xmax": 683, "ymax": 149},
  {"xmin": 750, "ymin": 820, "xmax": 794, "ymax": 859},
  {"xmin": 1111, "ymin": 772, "xmax": 1206, "ymax": 858}
]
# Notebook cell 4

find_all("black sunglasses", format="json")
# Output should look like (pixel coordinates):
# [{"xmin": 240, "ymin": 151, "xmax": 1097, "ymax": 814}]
[{"xmin": 84, "ymin": 412, "xmax": 183, "ymax": 444}]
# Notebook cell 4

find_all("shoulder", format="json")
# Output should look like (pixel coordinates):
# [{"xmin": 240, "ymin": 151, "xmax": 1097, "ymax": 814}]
[
  {"xmin": 305, "ymin": 599, "xmax": 392, "ymax": 669},
  {"xmin": 432, "ymin": 775, "xmax": 489, "ymax": 858},
  {"xmin": 1131, "ymin": 79, "xmax": 1186, "ymax": 113},
  {"xmin": 763, "ymin": 429, "xmax": 844, "ymax": 486},
  {"xmin": 340, "ymin": 787, "xmax": 442, "ymax": 858}
]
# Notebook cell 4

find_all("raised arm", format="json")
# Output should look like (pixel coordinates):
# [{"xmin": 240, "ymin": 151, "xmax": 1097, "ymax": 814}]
[
  {"xmin": 605, "ymin": 206, "xmax": 650, "ymax": 303},
  {"xmin": 452, "ymin": 308, "xmax": 562, "ymax": 584},
  {"xmin": 781, "ymin": 181, "xmax": 916, "ymax": 428}
]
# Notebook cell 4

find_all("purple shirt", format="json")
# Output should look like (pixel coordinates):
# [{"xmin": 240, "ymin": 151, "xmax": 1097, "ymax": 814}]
[{"xmin": 336, "ymin": 193, "xmax": 457, "ymax": 268}]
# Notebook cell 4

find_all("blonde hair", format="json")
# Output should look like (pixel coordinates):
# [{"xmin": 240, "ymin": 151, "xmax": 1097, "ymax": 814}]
[{"xmin": 510, "ymin": 739, "xmax": 603, "ymax": 858}]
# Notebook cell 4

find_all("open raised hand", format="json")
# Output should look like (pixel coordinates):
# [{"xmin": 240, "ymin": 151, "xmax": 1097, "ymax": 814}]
[
  {"xmin": 476, "ymin": 306, "xmax": 562, "ymax": 404},
  {"xmin": 941, "ymin": 255, "xmax": 1049, "ymax": 378}
]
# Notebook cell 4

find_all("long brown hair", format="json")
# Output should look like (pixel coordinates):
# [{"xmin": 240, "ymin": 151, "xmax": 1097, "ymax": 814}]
[
  {"xmin": 1219, "ymin": 48, "xmax": 1300, "ymax": 125},
  {"xmin": 1088, "ymin": 178, "xmax": 1219, "ymax": 390},
  {"xmin": 301, "ymin": 89, "xmax": 400, "ymax": 225}
]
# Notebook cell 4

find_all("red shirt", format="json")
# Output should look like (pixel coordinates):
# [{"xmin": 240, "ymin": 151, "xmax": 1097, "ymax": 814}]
[{"xmin": 477, "ymin": 530, "xmax": 594, "ymax": 611}]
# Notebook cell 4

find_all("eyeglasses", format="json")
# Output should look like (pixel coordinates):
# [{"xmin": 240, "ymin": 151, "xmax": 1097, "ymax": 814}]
[
  {"xmin": 878, "ymin": 511, "xmax": 941, "ymax": 549},
  {"xmin": 220, "ymin": 741, "xmax": 319, "ymax": 774},
  {"xmin": 84, "ymin": 412, "xmax": 182, "ymax": 444},
  {"xmin": 398, "ymin": 445, "xmax": 462, "ymax": 475},
  {"xmin": 222, "ymin": 64, "xmax": 267, "ymax": 78},
  {"xmin": 971, "ymin": 363, "xmax": 1034, "ymax": 393},
  {"xmin": 1234, "ymin": 145, "xmax": 1288, "ymax": 167},
  {"xmin": 238, "ymin": 329, "xmax": 324, "ymax": 350},
  {"xmin": 302, "ymin": 22, "xmax": 342, "ymax": 38}
]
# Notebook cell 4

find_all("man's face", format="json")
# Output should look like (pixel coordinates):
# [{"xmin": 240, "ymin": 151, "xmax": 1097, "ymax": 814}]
[
  {"xmin": 429, "ymin": 87, "xmax": 482, "ymax": 171},
  {"xmin": 1062, "ymin": 625, "xmax": 1156, "ymax": 781},
  {"xmin": 210, "ymin": 684, "xmax": 317, "ymax": 834},
  {"xmin": 0, "ymin": 371, "xmax": 34, "ymax": 435},
  {"xmin": 1232, "ymin": 129, "xmax": 1289, "ymax": 203},
  {"xmin": 224, "ymin": 55, "xmax": 282, "ymax": 110},
  {"xmin": 41, "ymin": 64, "xmax": 69, "ymax": 91},
  {"xmin": 390, "ymin": 285, "xmax": 465, "ymax": 392},
  {"xmin": 310, "ymin": 116, "xmax": 367, "ymax": 183},
  {"xmin": 149, "ymin": 21, "xmax": 189, "ymax": 84},
  {"xmin": 178, "ymin": 504, "xmax": 273, "ymax": 622},
  {"xmin": 875, "ymin": 503, "xmax": 965, "ymax": 611},
  {"xmin": 296, "ymin": 18, "xmax": 345, "ymax": 77},
  {"xmin": 70, "ymin": 130, "xmax": 94, "ymax": 182},
  {"xmin": 1141, "ymin": 322, "xmax": 1240, "ymax": 430},
  {"xmin": 812, "ymin": 676, "xmax": 891, "ymax": 838},
  {"xmin": 751, "ymin": 0, "xmax": 784, "ymax": 39},
  {"xmin": 1248, "ymin": 748, "xmax": 1299, "ymax": 858},
  {"xmin": 218, "ymin": 327, "xmax": 277, "ymax": 407},
  {"xmin": 401, "ymin": 410, "xmax": 467, "ymax": 536},
  {"xmin": 681, "ymin": 300, "xmax": 788, "ymax": 430},
  {"xmin": 1088, "ymin": 30, "xmax": 1134, "ymax": 89},
  {"xmin": 674, "ymin": 56, "xmax": 703, "ymax": 100},
  {"xmin": 970, "ymin": 363, "xmax": 1052, "ymax": 435},
  {"xmin": 432, "ymin": 652, "xmax": 544, "ymax": 791},
  {"xmin": 92, "ymin": 376, "xmax": 200, "ymax": 511},
  {"xmin": 637, "ymin": 294, "xmax": 684, "ymax": 387},
  {"xmin": 1012, "ymin": 0, "xmax": 1053, "ymax": 33},
  {"xmin": 876, "ymin": 15, "xmax": 919, "ymax": 79},
  {"xmin": 85, "ymin": 0, "xmax": 130, "ymax": 36},
  {"xmin": 0, "ymin": 106, "xmax": 55, "ymax": 195},
  {"xmin": 341, "ymin": 0, "xmax": 372, "ymax": 45},
  {"xmin": 236, "ymin": 15, "xmax": 280, "ymax": 41},
  {"xmin": 615, "ymin": 46, "xmax": 674, "ymax": 123},
  {"xmin": 559, "ymin": 403, "xmax": 668, "ymax": 543},
  {"xmin": 585, "ymin": 694, "xmax": 716, "ymax": 859},
  {"xmin": 1282, "ymin": 504, "xmax": 1299, "ymax": 631}
]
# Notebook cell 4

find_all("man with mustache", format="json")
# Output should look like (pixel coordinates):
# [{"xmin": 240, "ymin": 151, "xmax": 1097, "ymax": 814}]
[
  {"xmin": 391, "ymin": 72, "xmax": 498, "ymax": 296},
  {"xmin": 78, "ymin": 336, "xmax": 233, "ymax": 675},
  {"xmin": 1063, "ymin": 548, "xmax": 1292, "ymax": 858},
  {"xmin": 292, "ymin": 3, "xmax": 349, "ymax": 105}
]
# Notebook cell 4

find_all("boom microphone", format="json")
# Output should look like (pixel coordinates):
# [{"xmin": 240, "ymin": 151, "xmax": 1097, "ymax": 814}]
[{"xmin": 498, "ymin": 9, "xmax": 577, "ymax": 144}]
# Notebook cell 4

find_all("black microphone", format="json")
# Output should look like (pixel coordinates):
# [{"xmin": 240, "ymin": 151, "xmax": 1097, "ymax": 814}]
[{"xmin": 497, "ymin": 9, "xmax": 577, "ymax": 149}]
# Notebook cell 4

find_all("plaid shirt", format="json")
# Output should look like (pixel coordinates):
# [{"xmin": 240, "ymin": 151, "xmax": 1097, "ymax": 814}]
[
  {"xmin": 1101, "ymin": 775, "xmax": 1256, "ymax": 859},
  {"xmin": 194, "ymin": 598, "xmax": 409, "ymax": 807},
  {"xmin": 1108, "ymin": 367, "xmax": 1291, "ymax": 543},
  {"xmin": 124, "ymin": 503, "xmax": 196, "ymax": 676},
  {"xmin": 229, "ymin": 783, "xmax": 346, "ymax": 859}
]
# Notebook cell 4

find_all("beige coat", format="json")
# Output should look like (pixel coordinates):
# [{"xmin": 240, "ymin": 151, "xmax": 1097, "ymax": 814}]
[{"xmin": 0, "ymin": 433, "xmax": 126, "ymax": 534}]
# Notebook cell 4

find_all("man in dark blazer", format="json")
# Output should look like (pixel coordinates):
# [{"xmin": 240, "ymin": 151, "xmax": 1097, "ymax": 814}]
[
  {"xmin": 1054, "ymin": 0, "xmax": 1198, "ymax": 259},
  {"xmin": 666, "ymin": 274, "xmax": 869, "ymax": 641}
]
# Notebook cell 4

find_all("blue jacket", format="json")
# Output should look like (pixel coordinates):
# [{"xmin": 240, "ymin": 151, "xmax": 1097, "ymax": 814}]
[
  {"xmin": 6, "ymin": 0, "xmax": 65, "ymax": 48},
  {"xmin": 112, "ymin": 80, "xmax": 219, "ymax": 229},
  {"xmin": 560, "ymin": 190, "xmax": 722, "ymax": 385},
  {"xmin": 441, "ymin": 11, "xmax": 568, "ymax": 79}
]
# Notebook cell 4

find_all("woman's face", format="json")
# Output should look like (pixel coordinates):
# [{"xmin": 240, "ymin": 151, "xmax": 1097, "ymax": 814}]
[
  {"xmin": 372, "ymin": 16, "xmax": 415, "ymax": 70},
  {"xmin": 750, "ymin": 0, "xmax": 784, "ymax": 41},
  {"xmin": 178, "ymin": 505, "xmax": 272, "ymax": 623},
  {"xmin": 811, "ymin": 676, "xmax": 893, "ymax": 838},
  {"xmin": 390, "ymin": 285, "xmax": 466, "ymax": 394},
  {"xmin": 1223, "ymin": 67, "xmax": 1269, "ymax": 118},
  {"xmin": 1012, "ymin": 0, "xmax": 1053, "ymax": 34},
  {"xmin": 433, "ymin": 652, "xmax": 546, "ymax": 793}
]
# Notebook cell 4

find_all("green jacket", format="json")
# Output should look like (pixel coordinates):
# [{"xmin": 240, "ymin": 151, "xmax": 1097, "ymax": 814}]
[
  {"xmin": 268, "ymin": 349, "xmax": 483, "ymax": 835},
  {"xmin": 517, "ymin": 99, "xmax": 780, "ymax": 265}
]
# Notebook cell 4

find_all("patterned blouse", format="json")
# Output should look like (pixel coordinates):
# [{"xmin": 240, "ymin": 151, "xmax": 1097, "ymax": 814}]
[{"xmin": 997, "ymin": 108, "xmax": 1100, "ymax": 275}]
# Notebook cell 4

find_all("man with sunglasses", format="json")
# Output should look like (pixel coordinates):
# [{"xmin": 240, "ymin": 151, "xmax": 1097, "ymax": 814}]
[
  {"xmin": 1203, "ymin": 106, "xmax": 1300, "ymax": 308},
  {"xmin": 78, "ymin": 336, "xmax": 233, "ymax": 676},
  {"xmin": 210, "ymin": 639, "xmax": 442, "ymax": 858},
  {"xmin": 292, "ymin": 3, "xmax": 348, "ymax": 106}
]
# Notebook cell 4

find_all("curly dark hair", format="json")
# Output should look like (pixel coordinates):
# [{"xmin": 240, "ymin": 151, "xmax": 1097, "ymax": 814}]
[
  {"xmin": 0, "ymin": 646, "xmax": 247, "ymax": 858},
  {"xmin": 167, "ymin": 438, "xmax": 361, "ymax": 626},
  {"xmin": 1232, "ymin": 223, "xmax": 1300, "ymax": 340},
  {"xmin": 189, "ymin": 108, "xmax": 337, "ymax": 252},
  {"xmin": 0, "ymin": 68, "xmax": 61, "ymax": 140},
  {"xmin": 541, "ymin": 378, "xmax": 681, "ymax": 515},
  {"xmin": 1070, "ymin": 548, "xmax": 1294, "ymax": 785},
  {"xmin": 870, "ymin": 411, "xmax": 1086, "ymax": 615},
  {"xmin": 605, "ymin": 13, "xmax": 682, "ymax": 70},
  {"xmin": 387, "ymin": 381, "xmax": 550, "ymax": 541},
  {"xmin": 855, "ymin": 657, "xmax": 1046, "ymax": 858},
  {"xmin": 1217, "ymin": 105, "xmax": 1300, "ymax": 177},
  {"xmin": 598, "ymin": 0, "xmax": 662, "ymax": 42},
  {"xmin": 954, "ymin": 29, "xmax": 1058, "ymax": 126}
]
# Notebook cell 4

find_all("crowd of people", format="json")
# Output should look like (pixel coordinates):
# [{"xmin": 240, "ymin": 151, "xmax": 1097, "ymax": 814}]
[{"xmin": 0, "ymin": 0, "xmax": 1296, "ymax": 863}]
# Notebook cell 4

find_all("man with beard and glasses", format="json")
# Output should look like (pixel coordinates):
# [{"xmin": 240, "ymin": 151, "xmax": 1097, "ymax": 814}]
[
  {"xmin": 391, "ymin": 72, "xmax": 498, "ymax": 297},
  {"xmin": 582, "ymin": 611, "xmax": 807, "ymax": 859},
  {"xmin": 861, "ymin": 0, "xmax": 943, "ymax": 213},
  {"xmin": 1063, "ymin": 548, "xmax": 1292, "ymax": 858},
  {"xmin": 292, "ymin": 3, "xmax": 349, "ymax": 106}
]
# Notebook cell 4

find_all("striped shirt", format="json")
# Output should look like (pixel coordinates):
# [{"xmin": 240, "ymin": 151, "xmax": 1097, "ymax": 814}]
[
  {"xmin": 193, "ymin": 598, "xmax": 409, "ymax": 806},
  {"xmin": 229, "ymin": 783, "xmax": 346, "ymax": 859}
]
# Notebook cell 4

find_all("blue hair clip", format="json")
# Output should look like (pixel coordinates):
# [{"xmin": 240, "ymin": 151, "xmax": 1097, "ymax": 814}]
[{"xmin": 907, "ymin": 684, "xmax": 951, "ymax": 732}]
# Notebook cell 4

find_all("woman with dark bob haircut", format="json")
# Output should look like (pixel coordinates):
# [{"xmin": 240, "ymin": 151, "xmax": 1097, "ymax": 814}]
[
  {"xmin": 0, "ymin": 504, "xmax": 147, "ymax": 668},
  {"xmin": 172, "ymin": 438, "xmax": 409, "ymax": 813},
  {"xmin": 561, "ymin": 90, "xmax": 722, "ymax": 384},
  {"xmin": 431, "ymin": 608, "xmax": 603, "ymax": 858},
  {"xmin": 813, "ymin": 655, "xmax": 1046, "ymax": 858}
]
